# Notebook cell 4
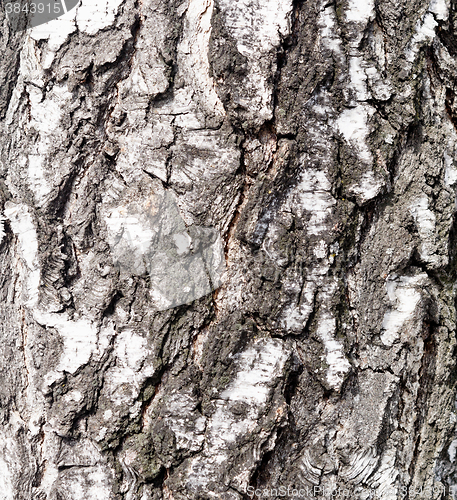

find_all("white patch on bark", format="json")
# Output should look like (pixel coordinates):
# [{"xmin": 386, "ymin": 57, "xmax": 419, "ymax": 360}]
[
  {"xmin": 409, "ymin": 196, "xmax": 439, "ymax": 265},
  {"xmin": 281, "ymin": 302, "xmax": 314, "ymax": 331},
  {"xmin": 76, "ymin": 0, "xmax": 124, "ymax": 35},
  {"xmin": 449, "ymin": 439, "xmax": 457, "ymax": 462},
  {"xmin": 178, "ymin": 0, "xmax": 225, "ymax": 115},
  {"xmin": 348, "ymin": 56, "xmax": 369, "ymax": 101},
  {"xmin": 116, "ymin": 329, "xmax": 147, "ymax": 368},
  {"xmin": 102, "ymin": 189, "xmax": 225, "ymax": 310},
  {"xmin": 410, "ymin": 196, "xmax": 435, "ymax": 234},
  {"xmin": 0, "ymin": 219, "xmax": 5, "ymax": 247},
  {"xmin": 316, "ymin": 314, "xmax": 351, "ymax": 391},
  {"xmin": 0, "ymin": 456, "xmax": 13, "ymax": 500},
  {"xmin": 40, "ymin": 461, "xmax": 59, "ymax": 495},
  {"xmin": 406, "ymin": 13, "xmax": 437, "ymax": 62},
  {"xmin": 295, "ymin": 169, "xmax": 337, "ymax": 235},
  {"xmin": 28, "ymin": 0, "xmax": 124, "ymax": 67},
  {"xmin": 219, "ymin": 0, "xmax": 291, "ymax": 55},
  {"xmin": 15, "ymin": 43, "xmax": 73, "ymax": 204},
  {"xmin": 381, "ymin": 274, "xmax": 426, "ymax": 346},
  {"xmin": 48, "ymin": 318, "xmax": 96, "ymax": 372},
  {"xmin": 444, "ymin": 151, "xmax": 457, "ymax": 186},
  {"xmin": 29, "ymin": 0, "xmax": 124, "ymax": 41},
  {"xmin": 429, "ymin": 0, "xmax": 449, "ymax": 21},
  {"xmin": 218, "ymin": 342, "xmax": 287, "ymax": 406},
  {"xmin": 163, "ymin": 392, "xmax": 206, "ymax": 452},
  {"xmin": 19, "ymin": 38, "xmax": 45, "ymax": 86},
  {"xmin": 314, "ymin": 240, "xmax": 328, "ymax": 259},
  {"xmin": 64, "ymin": 390, "xmax": 84, "ymax": 403},
  {"xmin": 345, "ymin": 0, "xmax": 375, "ymax": 23},
  {"xmin": 186, "ymin": 339, "xmax": 289, "ymax": 493},
  {"xmin": 336, "ymin": 105, "xmax": 374, "ymax": 163},
  {"xmin": 53, "ymin": 465, "xmax": 113, "ymax": 500},
  {"xmin": 340, "ymin": 446, "xmax": 379, "ymax": 484},
  {"xmin": 368, "ymin": 447, "xmax": 399, "ymax": 499},
  {"xmin": 41, "ymin": 319, "xmax": 115, "ymax": 389},
  {"xmin": 28, "ymin": 81, "xmax": 72, "ymax": 133},
  {"xmin": 347, "ymin": 171, "xmax": 384, "ymax": 203},
  {"xmin": 4, "ymin": 202, "xmax": 40, "ymax": 306},
  {"xmin": 104, "ymin": 209, "xmax": 157, "ymax": 275},
  {"xmin": 103, "ymin": 329, "xmax": 157, "ymax": 407},
  {"xmin": 319, "ymin": 5, "xmax": 342, "ymax": 54},
  {"xmin": 217, "ymin": 0, "xmax": 293, "ymax": 123},
  {"xmin": 280, "ymin": 276, "xmax": 326, "ymax": 334},
  {"xmin": 3, "ymin": 203, "xmax": 117, "ymax": 388},
  {"xmin": 28, "ymin": 155, "xmax": 51, "ymax": 205},
  {"xmin": 29, "ymin": 10, "xmax": 77, "ymax": 60},
  {"xmin": 319, "ymin": 5, "xmax": 384, "ymax": 199},
  {"xmin": 173, "ymin": 233, "xmax": 192, "ymax": 255}
]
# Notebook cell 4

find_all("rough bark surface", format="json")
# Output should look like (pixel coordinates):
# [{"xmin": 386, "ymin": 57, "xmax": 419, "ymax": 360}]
[{"xmin": 1, "ymin": 0, "xmax": 457, "ymax": 499}]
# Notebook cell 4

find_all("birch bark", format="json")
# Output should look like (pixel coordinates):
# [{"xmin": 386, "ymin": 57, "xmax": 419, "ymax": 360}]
[{"xmin": 0, "ymin": 0, "xmax": 457, "ymax": 499}]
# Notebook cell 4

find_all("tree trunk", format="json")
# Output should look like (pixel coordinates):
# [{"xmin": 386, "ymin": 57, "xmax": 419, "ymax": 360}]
[{"xmin": 1, "ymin": 0, "xmax": 457, "ymax": 498}]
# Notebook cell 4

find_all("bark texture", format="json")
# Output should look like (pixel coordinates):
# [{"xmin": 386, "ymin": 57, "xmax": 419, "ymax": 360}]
[{"xmin": 1, "ymin": 0, "xmax": 457, "ymax": 499}]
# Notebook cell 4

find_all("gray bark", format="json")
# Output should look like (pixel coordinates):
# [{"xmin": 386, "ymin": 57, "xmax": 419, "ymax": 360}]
[{"xmin": 0, "ymin": 0, "xmax": 457, "ymax": 499}]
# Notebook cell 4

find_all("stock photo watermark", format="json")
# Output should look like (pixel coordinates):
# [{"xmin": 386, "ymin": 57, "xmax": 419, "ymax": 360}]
[
  {"xmin": 102, "ymin": 187, "xmax": 226, "ymax": 311},
  {"xmin": 245, "ymin": 483, "xmax": 447, "ymax": 499},
  {"xmin": 4, "ymin": 0, "xmax": 79, "ymax": 30}
]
